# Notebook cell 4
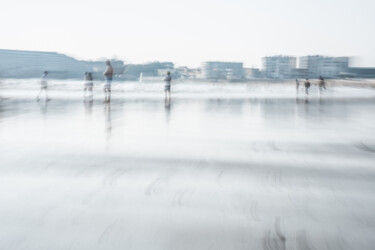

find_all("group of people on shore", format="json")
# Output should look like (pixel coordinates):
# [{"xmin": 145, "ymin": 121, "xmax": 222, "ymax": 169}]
[
  {"xmin": 295, "ymin": 76, "xmax": 326, "ymax": 95},
  {"xmin": 36, "ymin": 59, "xmax": 328, "ymax": 102},
  {"xmin": 36, "ymin": 60, "xmax": 173, "ymax": 102}
]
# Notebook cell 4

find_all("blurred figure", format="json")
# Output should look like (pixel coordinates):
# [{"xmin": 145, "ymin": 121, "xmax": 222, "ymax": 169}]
[
  {"xmin": 36, "ymin": 71, "xmax": 49, "ymax": 101},
  {"xmin": 318, "ymin": 76, "xmax": 326, "ymax": 94},
  {"xmin": 83, "ymin": 91, "xmax": 94, "ymax": 115},
  {"xmin": 84, "ymin": 72, "xmax": 94, "ymax": 98},
  {"xmin": 103, "ymin": 60, "xmax": 113, "ymax": 103},
  {"xmin": 164, "ymin": 97, "xmax": 171, "ymax": 123},
  {"xmin": 295, "ymin": 79, "xmax": 300, "ymax": 94},
  {"xmin": 164, "ymin": 71, "xmax": 172, "ymax": 100},
  {"xmin": 304, "ymin": 78, "xmax": 311, "ymax": 95},
  {"xmin": 104, "ymin": 102, "xmax": 112, "ymax": 142},
  {"xmin": 38, "ymin": 98, "xmax": 49, "ymax": 114}
]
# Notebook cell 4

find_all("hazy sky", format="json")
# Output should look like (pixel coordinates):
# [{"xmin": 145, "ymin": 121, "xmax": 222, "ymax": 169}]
[{"xmin": 1, "ymin": 0, "xmax": 374, "ymax": 67}]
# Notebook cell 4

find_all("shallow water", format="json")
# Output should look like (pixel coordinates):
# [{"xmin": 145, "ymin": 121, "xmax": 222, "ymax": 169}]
[{"xmin": 1, "ymin": 80, "xmax": 375, "ymax": 250}]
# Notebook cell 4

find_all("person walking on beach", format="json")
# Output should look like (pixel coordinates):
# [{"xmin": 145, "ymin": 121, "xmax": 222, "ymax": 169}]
[
  {"xmin": 295, "ymin": 79, "xmax": 300, "ymax": 94},
  {"xmin": 103, "ymin": 60, "xmax": 113, "ymax": 103},
  {"xmin": 84, "ymin": 72, "xmax": 94, "ymax": 97},
  {"xmin": 318, "ymin": 76, "xmax": 326, "ymax": 94},
  {"xmin": 36, "ymin": 71, "xmax": 49, "ymax": 101},
  {"xmin": 164, "ymin": 71, "xmax": 172, "ymax": 100},
  {"xmin": 304, "ymin": 78, "xmax": 311, "ymax": 95}
]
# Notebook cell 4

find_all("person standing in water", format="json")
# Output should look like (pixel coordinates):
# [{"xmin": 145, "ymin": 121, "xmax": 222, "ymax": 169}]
[
  {"xmin": 164, "ymin": 71, "xmax": 172, "ymax": 100},
  {"xmin": 103, "ymin": 60, "xmax": 113, "ymax": 103},
  {"xmin": 318, "ymin": 76, "xmax": 326, "ymax": 94},
  {"xmin": 84, "ymin": 72, "xmax": 94, "ymax": 97},
  {"xmin": 36, "ymin": 71, "xmax": 49, "ymax": 101},
  {"xmin": 304, "ymin": 78, "xmax": 311, "ymax": 95},
  {"xmin": 295, "ymin": 79, "xmax": 300, "ymax": 94}
]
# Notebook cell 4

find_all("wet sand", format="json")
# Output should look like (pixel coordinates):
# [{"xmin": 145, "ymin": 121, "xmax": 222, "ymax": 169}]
[{"xmin": 0, "ymin": 82, "xmax": 375, "ymax": 249}]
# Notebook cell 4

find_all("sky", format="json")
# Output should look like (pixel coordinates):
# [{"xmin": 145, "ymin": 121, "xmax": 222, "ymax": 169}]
[{"xmin": 1, "ymin": 0, "xmax": 375, "ymax": 68}]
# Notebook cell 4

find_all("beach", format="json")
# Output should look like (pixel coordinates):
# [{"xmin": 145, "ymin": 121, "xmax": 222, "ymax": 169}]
[{"xmin": 1, "ymin": 80, "xmax": 375, "ymax": 249}]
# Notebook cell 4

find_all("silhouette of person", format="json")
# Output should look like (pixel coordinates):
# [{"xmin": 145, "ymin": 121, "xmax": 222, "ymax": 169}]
[
  {"xmin": 304, "ymin": 78, "xmax": 311, "ymax": 95},
  {"xmin": 164, "ymin": 71, "xmax": 172, "ymax": 100},
  {"xmin": 295, "ymin": 79, "xmax": 300, "ymax": 94},
  {"xmin": 318, "ymin": 76, "xmax": 326, "ymax": 94},
  {"xmin": 103, "ymin": 60, "xmax": 113, "ymax": 103},
  {"xmin": 84, "ymin": 72, "xmax": 94, "ymax": 97},
  {"xmin": 36, "ymin": 71, "xmax": 49, "ymax": 101}
]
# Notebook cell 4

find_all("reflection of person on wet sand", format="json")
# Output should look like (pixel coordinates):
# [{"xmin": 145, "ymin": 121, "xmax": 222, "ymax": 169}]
[
  {"xmin": 36, "ymin": 71, "xmax": 49, "ymax": 101},
  {"xmin": 295, "ymin": 79, "xmax": 300, "ymax": 95},
  {"xmin": 84, "ymin": 98, "xmax": 93, "ymax": 115},
  {"xmin": 164, "ymin": 97, "xmax": 171, "ymax": 123},
  {"xmin": 103, "ymin": 60, "xmax": 113, "ymax": 103},
  {"xmin": 38, "ymin": 97, "xmax": 49, "ymax": 114},
  {"xmin": 104, "ymin": 102, "xmax": 112, "ymax": 140}
]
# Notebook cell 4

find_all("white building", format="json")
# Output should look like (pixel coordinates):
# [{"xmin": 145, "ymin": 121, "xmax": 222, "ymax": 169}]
[
  {"xmin": 299, "ymin": 55, "xmax": 349, "ymax": 78},
  {"xmin": 261, "ymin": 56, "xmax": 296, "ymax": 79}
]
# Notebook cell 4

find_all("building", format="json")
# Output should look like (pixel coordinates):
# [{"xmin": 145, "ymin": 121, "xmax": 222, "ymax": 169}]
[
  {"xmin": 169, "ymin": 67, "xmax": 201, "ymax": 79},
  {"xmin": 0, "ymin": 49, "xmax": 125, "ymax": 79},
  {"xmin": 201, "ymin": 61, "xmax": 244, "ymax": 80},
  {"xmin": 290, "ymin": 68, "xmax": 309, "ymax": 79},
  {"xmin": 262, "ymin": 56, "xmax": 296, "ymax": 79},
  {"xmin": 125, "ymin": 62, "xmax": 174, "ymax": 80},
  {"xmin": 299, "ymin": 55, "xmax": 349, "ymax": 78},
  {"xmin": 244, "ymin": 68, "xmax": 261, "ymax": 79}
]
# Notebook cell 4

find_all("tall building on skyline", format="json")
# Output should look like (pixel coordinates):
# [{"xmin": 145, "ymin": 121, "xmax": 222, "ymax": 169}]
[
  {"xmin": 262, "ymin": 56, "xmax": 296, "ymax": 79},
  {"xmin": 299, "ymin": 55, "xmax": 349, "ymax": 78},
  {"xmin": 1, "ymin": 49, "xmax": 371, "ymax": 80}
]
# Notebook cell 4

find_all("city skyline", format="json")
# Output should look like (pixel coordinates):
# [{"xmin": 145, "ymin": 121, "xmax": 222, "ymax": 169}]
[
  {"xmin": 1, "ymin": 0, "xmax": 374, "ymax": 68},
  {"xmin": 4, "ymin": 48, "xmax": 375, "ymax": 79},
  {"xmin": 0, "ymin": 48, "xmax": 360, "ymax": 70}
]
